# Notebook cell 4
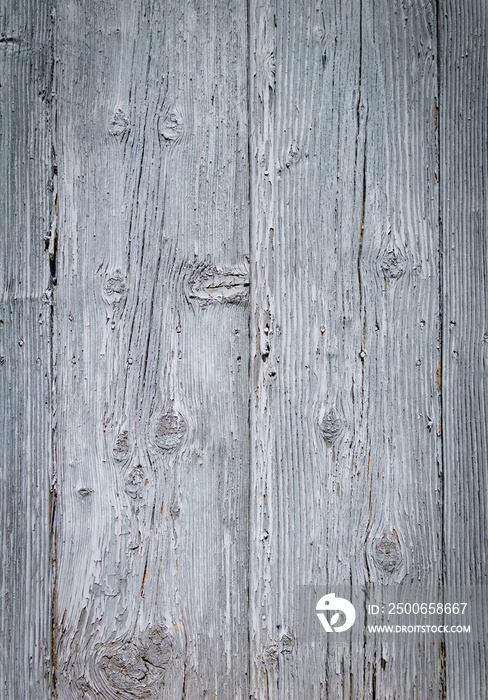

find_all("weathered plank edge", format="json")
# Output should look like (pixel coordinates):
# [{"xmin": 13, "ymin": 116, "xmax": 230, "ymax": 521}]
[{"xmin": 0, "ymin": 0, "xmax": 56, "ymax": 696}]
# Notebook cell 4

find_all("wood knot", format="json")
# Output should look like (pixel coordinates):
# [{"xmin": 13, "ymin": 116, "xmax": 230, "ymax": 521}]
[
  {"xmin": 109, "ymin": 108, "xmax": 130, "ymax": 139},
  {"xmin": 279, "ymin": 631, "xmax": 295, "ymax": 654},
  {"xmin": 187, "ymin": 259, "xmax": 250, "ymax": 306},
  {"xmin": 99, "ymin": 644, "xmax": 147, "ymax": 687},
  {"xmin": 372, "ymin": 530, "xmax": 403, "ymax": 574},
  {"xmin": 381, "ymin": 248, "xmax": 407, "ymax": 280},
  {"xmin": 263, "ymin": 632, "xmax": 294, "ymax": 664},
  {"xmin": 103, "ymin": 269, "xmax": 127, "ymax": 304},
  {"xmin": 113, "ymin": 430, "xmax": 131, "ymax": 465},
  {"xmin": 285, "ymin": 141, "xmax": 301, "ymax": 167},
  {"xmin": 257, "ymin": 49, "xmax": 275, "ymax": 90},
  {"xmin": 318, "ymin": 406, "xmax": 343, "ymax": 448},
  {"xmin": 158, "ymin": 107, "xmax": 184, "ymax": 142},
  {"xmin": 77, "ymin": 486, "xmax": 93, "ymax": 497},
  {"xmin": 152, "ymin": 410, "xmax": 187, "ymax": 452},
  {"xmin": 264, "ymin": 643, "xmax": 278, "ymax": 664},
  {"xmin": 124, "ymin": 464, "xmax": 145, "ymax": 499},
  {"xmin": 139, "ymin": 627, "xmax": 174, "ymax": 672},
  {"xmin": 169, "ymin": 500, "xmax": 180, "ymax": 518},
  {"xmin": 96, "ymin": 628, "xmax": 175, "ymax": 696},
  {"xmin": 312, "ymin": 13, "xmax": 327, "ymax": 60}
]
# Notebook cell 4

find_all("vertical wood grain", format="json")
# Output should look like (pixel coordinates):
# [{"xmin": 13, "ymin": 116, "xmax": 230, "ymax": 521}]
[
  {"xmin": 249, "ymin": 0, "xmax": 442, "ymax": 696},
  {"xmin": 360, "ymin": 1, "xmax": 443, "ymax": 696},
  {"xmin": 2, "ymin": 0, "xmax": 486, "ymax": 696},
  {"xmin": 439, "ymin": 1, "xmax": 488, "ymax": 697},
  {"xmin": 0, "ymin": 0, "xmax": 54, "ymax": 698},
  {"xmin": 54, "ymin": 1, "xmax": 249, "ymax": 697}
]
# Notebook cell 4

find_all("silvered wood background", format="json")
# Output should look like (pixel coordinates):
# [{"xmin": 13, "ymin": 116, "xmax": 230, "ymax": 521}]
[{"xmin": 1, "ymin": 0, "xmax": 486, "ymax": 697}]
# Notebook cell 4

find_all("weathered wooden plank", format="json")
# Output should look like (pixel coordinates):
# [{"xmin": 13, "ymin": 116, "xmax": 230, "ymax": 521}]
[
  {"xmin": 249, "ymin": 0, "xmax": 442, "ymax": 697},
  {"xmin": 54, "ymin": 1, "xmax": 249, "ymax": 697},
  {"xmin": 3, "ymin": 1, "xmax": 484, "ymax": 696},
  {"xmin": 439, "ymin": 1, "xmax": 488, "ymax": 697},
  {"xmin": 0, "ymin": 0, "xmax": 54, "ymax": 698},
  {"xmin": 359, "ymin": 2, "xmax": 443, "ymax": 697}
]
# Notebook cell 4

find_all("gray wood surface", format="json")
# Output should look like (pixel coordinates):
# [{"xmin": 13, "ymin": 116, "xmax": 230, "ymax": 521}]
[
  {"xmin": 440, "ymin": 1, "xmax": 488, "ymax": 698},
  {"xmin": 249, "ymin": 0, "xmax": 443, "ymax": 697},
  {"xmin": 1, "ymin": 0, "xmax": 487, "ymax": 698},
  {"xmin": 0, "ymin": 0, "xmax": 54, "ymax": 698},
  {"xmin": 54, "ymin": 1, "xmax": 249, "ymax": 697}
]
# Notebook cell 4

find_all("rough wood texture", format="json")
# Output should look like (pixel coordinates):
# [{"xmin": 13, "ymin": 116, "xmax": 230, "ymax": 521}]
[
  {"xmin": 440, "ymin": 1, "xmax": 488, "ymax": 697},
  {"xmin": 0, "ymin": 0, "xmax": 54, "ymax": 698},
  {"xmin": 2, "ymin": 0, "xmax": 488, "ymax": 697},
  {"xmin": 249, "ymin": 0, "xmax": 443, "ymax": 697},
  {"xmin": 54, "ymin": 1, "xmax": 249, "ymax": 697}
]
